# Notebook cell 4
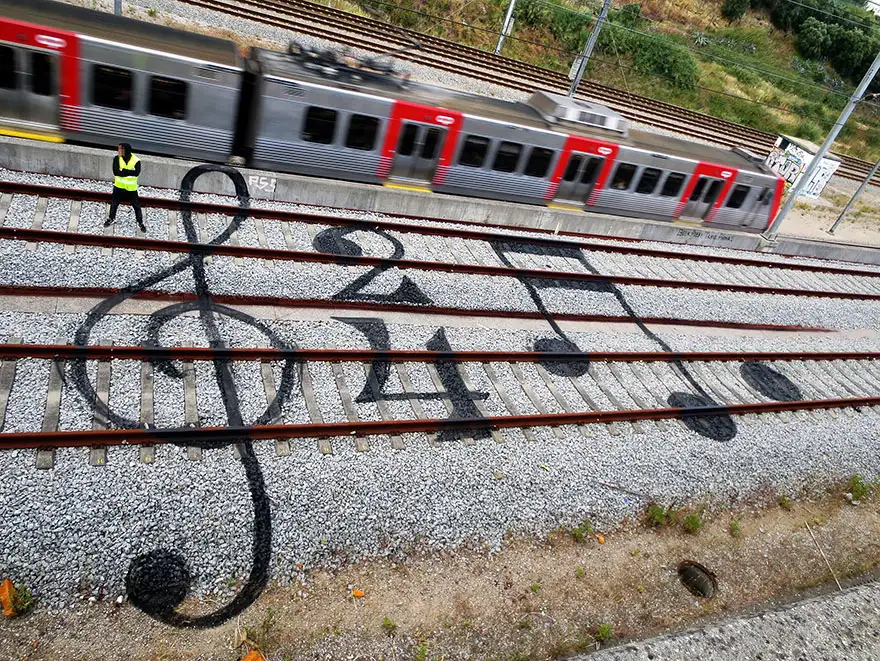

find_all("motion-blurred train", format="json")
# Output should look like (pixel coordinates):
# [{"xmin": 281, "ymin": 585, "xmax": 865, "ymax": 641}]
[{"xmin": 0, "ymin": 0, "xmax": 784, "ymax": 231}]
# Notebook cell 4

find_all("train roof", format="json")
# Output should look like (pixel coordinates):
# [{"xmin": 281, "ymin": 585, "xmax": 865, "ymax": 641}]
[
  {"xmin": 0, "ymin": 0, "xmax": 241, "ymax": 68},
  {"xmin": 253, "ymin": 47, "xmax": 773, "ymax": 177}
]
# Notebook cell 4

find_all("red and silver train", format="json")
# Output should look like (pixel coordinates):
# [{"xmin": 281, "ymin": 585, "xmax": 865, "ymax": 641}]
[{"xmin": 0, "ymin": 0, "xmax": 784, "ymax": 231}]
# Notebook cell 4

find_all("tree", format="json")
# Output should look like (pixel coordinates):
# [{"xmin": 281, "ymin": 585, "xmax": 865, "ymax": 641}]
[
  {"xmin": 722, "ymin": 0, "xmax": 751, "ymax": 21},
  {"xmin": 797, "ymin": 17, "xmax": 831, "ymax": 59}
]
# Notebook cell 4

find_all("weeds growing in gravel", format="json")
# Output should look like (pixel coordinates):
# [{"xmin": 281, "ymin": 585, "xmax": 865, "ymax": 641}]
[
  {"xmin": 682, "ymin": 507, "xmax": 705, "ymax": 535},
  {"xmin": 575, "ymin": 566, "xmax": 585, "ymax": 579},
  {"xmin": 847, "ymin": 475, "xmax": 874, "ymax": 502},
  {"xmin": 530, "ymin": 582, "xmax": 541, "ymax": 594},
  {"xmin": 593, "ymin": 622, "xmax": 614, "ymax": 642},
  {"xmin": 382, "ymin": 616, "xmax": 398, "ymax": 636},
  {"xmin": 11, "ymin": 583, "xmax": 34, "ymax": 615},
  {"xmin": 729, "ymin": 518, "xmax": 742, "ymax": 538},
  {"xmin": 645, "ymin": 503, "xmax": 669, "ymax": 527},
  {"xmin": 778, "ymin": 495, "xmax": 794, "ymax": 511},
  {"xmin": 570, "ymin": 518, "xmax": 594, "ymax": 543}
]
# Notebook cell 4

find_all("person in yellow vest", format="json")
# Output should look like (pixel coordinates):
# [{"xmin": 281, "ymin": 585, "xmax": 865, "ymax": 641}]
[{"xmin": 105, "ymin": 142, "xmax": 145, "ymax": 232}]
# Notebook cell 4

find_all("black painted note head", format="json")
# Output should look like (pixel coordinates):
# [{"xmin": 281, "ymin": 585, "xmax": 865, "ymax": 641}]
[
  {"xmin": 667, "ymin": 392, "xmax": 737, "ymax": 442},
  {"xmin": 126, "ymin": 549, "xmax": 192, "ymax": 616}
]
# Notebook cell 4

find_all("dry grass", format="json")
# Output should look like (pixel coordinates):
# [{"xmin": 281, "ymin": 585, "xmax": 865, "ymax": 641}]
[{"xmin": 3, "ymin": 486, "xmax": 878, "ymax": 660}]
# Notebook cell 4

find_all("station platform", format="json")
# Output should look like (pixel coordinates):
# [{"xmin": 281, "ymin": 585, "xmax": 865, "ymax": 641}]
[{"xmin": 1, "ymin": 136, "xmax": 877, "ymax": 267}]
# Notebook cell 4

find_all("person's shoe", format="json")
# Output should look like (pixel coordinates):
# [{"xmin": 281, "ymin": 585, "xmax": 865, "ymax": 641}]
[
  {"xmin": 137, "ymin": 220, "xmax": 146, "ymax": 233},
  {"xmin": 104, "ymin": 217, "xmax": 115, "ymax": 227}
]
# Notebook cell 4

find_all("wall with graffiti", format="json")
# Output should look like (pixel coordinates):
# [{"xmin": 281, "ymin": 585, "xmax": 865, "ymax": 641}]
[{"xmin": 764, "ymin": 136, "xmax": 840, "ymax": 199}]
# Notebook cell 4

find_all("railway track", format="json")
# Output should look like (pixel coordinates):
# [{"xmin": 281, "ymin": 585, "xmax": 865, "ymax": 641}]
[
  {"xmin": 179, "ymin": 0, "xmax": 878, "ymax": 184},
  {"xmin": 0, "ymin": 339, "xmax": 878, "ymax": 462},
  {"xmin": 2, "ymin": 183, "xmax": 879, "ymax": 304}
]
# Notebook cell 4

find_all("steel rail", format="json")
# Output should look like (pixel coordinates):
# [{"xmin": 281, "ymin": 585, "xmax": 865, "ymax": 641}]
[
  {"xmin": 4, "ymin": 182, "xmax": 878, "ymax": 278},
  {"xmin": 181, "ymin": 0, "xmax": 880, "ymax": 184},
  {"xmin": 4, "ymin": 225, "xmax": 877, "ymax": 300},
  {"xmin": 2, "ymin": 396, "xmax": 877, "ymax": 449},
  {"xmin": 0, "ymin": 285, "xmax": 833, "ymax": 332},
  {"xmin": 0, "ymin": 343, "xmax": 875, "ymax": 363}
]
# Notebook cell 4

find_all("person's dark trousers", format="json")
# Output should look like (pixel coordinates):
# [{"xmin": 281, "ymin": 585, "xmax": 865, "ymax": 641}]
[{"xmin": 109, "ymin": 186, "xmax": 143, "ymax": 224}]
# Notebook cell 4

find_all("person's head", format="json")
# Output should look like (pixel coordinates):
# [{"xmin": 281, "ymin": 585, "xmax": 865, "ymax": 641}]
[{"xmin": 118, "ymin": 143, "xmax": 132, "ymax": 160}]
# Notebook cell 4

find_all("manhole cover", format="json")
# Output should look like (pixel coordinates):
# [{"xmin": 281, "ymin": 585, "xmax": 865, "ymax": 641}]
[{"xmin": 677, "ymin": 560, "xmax": 717, "ymax": 598}]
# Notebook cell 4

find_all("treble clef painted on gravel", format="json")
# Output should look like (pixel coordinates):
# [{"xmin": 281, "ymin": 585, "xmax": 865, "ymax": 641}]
[{"xmin": 68, "ymin": 164, "xmax": 300, "ymax": 627}]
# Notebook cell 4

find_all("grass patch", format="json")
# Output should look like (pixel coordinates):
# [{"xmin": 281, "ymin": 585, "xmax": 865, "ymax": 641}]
[
  {"xmin": 681, "ymin": 507, "xmax": 705, "ymax": 535},
  {"xmin": 570, "ymin": 518, "xmax": 593, "ymax": 543},
  {"xmin": 529, "ymin": 582, "xmax": 541, "ymax": 594},
  {"xmin": 847, "ymin": 475, "xmax": 875, "ymax": 502},
  {"xmin": 778, "ymin": 495, "xmax": 794, "ymax": 511},
  {"xmin": 11, "ymin": 583, "xmax": 34, "ymax": 616},
  {"xmin": 729, "ymin": 518, "xmax": 742, "ymax": 538},
  {"xmin": 382, "ymin": 615, "xmax": 398, "ymax": 636},
  {"xmin": 593, "ymin": 622, "xmax": 614, "ymax": 642},
  {"xmin": 645, "ymin": 503, "xmax": 670, "ymax": 527},
  {"xmin": 575, "ymin": 566, "xmax": 585, "ymax": 579}
]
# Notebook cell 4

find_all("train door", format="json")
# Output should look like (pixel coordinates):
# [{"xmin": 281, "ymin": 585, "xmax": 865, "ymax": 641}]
[
  {"xmin": 0, "ymin": 44, "xmax": 22, "ymax": 122},
  {"xmin": 554, "ymin": 152, "xmax": 604, "ymax": 204},
  {"xmin": 739, "ymin": 186, "xmax": 773, "ymax": 229},
  {"xmin": 21, "ymin": 49, "xmax": 58, "ymax": 127},
  {"xmin": 389, "ymin": 122, "xmax": 446, "ymax": 182},
  {"xmin": 681, "ymin": 176, "xmax": 724, "ymax": 220},
  {"xmin": 0, "ymin": 44, "xmax": 58, "ymax": 127}
]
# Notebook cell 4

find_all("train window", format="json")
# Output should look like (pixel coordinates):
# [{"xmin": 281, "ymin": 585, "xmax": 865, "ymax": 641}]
[
  {"xmin": 345, "ymin": 114, "xmax": 379, "ymax": 151},
  {"xmin": 524, "ymin": 148, "xmax": 554, "ymax": 178},
  {"xmin": 459, "ymin": 135, "xmax": 489, "ymax": 167},
  {"xmin": 635, "ymin": 167, "xmax": 662, "ymax": 194},
  {"xmin": 397, "ymin": 124, "xmax": 417, "ymax": 156},
  {"xmin": 725, "ymin": 184, "xmax": 751, "ymax": 209},
  {"xmin": 92, "ymin": 65, "xmax": 133, "ymax": 111},
  {"xmin": 610, "ymin": 163, "xmax": 637, "ymax": 190},
  {"xmin": 757, "ymin": 187, "xmax": 772, "ymax": 204},
  {"xmin": 422, "ymin": 128, "xmax": 441, "ymax": 159},
  {"xmin": 563, "ymin": 156, "xmax": 582, "ymax": 181},
  {"xmin": 149, "ymin": 76, "xmax": 187, "ymax": 119},
  {"xmin": 660, "ymin": 172, "xmax": 686, "ymax": 197},
  {"xmin": 689, "ymin": 177, "xmax": 708, "ymax": 201},
  {"xmin": 580, "ymin": 157, "xmax": 601, "ymax": 184},
  {"xmin": 492, "ymin": 141, "xmax": 522, "ymax": 173},
  {"xmin": 302, "ymin": 106, "xmax": 337, "ymax": 144},
  {"xmin": 30, "ymin": 52, "xmax": 53, "ymax": 96},
  {"xmin": 0, "ymin": 46, "xmax": 15, "ymax": 89}
]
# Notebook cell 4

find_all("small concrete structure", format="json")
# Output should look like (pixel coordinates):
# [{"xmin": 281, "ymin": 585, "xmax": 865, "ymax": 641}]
[
  {"xmin": 1, "ymin": 137, "xmax": 877, "ymax": 266},
  {"xmin": 766, "ymin": 135, "xmax": 842, "ymax": 199}
]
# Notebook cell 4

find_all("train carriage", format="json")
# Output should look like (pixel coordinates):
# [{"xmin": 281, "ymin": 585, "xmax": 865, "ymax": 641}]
[{"xmin": 0, "ymin": 0, "xmax": 785, "ymax": 233}]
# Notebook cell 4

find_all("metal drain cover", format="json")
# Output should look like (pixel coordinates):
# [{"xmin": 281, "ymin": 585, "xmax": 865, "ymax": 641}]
[{"xmin": 677, "ymin": 560, "xmax": 718, "ymax": 598}]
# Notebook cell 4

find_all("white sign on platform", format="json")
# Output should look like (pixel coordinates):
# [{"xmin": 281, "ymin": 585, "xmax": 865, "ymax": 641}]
[{"xmin": 765, "ymin": 135, "xmax": 840, "ymax": 199}]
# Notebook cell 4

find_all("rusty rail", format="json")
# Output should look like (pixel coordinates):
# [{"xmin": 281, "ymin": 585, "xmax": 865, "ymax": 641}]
[
  {"xmin": 0, "ymin": 285, "xmax": 834, "ymax": 333},
  {"xmin": 2, "ymin": 396, "xmax": 877, "ymax": 449}
]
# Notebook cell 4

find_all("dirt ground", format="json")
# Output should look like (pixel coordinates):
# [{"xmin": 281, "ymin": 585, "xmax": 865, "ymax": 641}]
[
  {"xmin": 779, "ymin": 177, "xmax": 880, "ymax": 247},
  {"xmin": 1, "ymin": 485, "xmax": 878, "ymax": 661}
]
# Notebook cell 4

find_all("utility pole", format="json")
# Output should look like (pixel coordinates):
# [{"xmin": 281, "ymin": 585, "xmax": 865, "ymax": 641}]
[
  {"xmin": 828, "ymin": 155, "xmax": 880, "ymax": 234},
  {"xmin": 568, "ymin": 0, "xmax": 612, "ymax": 97},
  {"xmin": 115, "ymin": 0, "xmax": 122, "ymax": 15},
  {"xmin": 763, "ymin": 49, "xmax": 880, "ymax": 238},
  {"xmin": 495, "ymin": 0, "xmax": 517, "ymax": 56}
]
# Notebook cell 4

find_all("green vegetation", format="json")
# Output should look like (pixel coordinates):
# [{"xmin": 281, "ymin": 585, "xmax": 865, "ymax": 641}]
[
  {"xmin": 529, "ymin": 582, "xmax": 541, "ymax": 593},
  {"xmin": 341, "ymin": 0, "xmax": 880, "ymax": 161},
  {"xmin": 682, "ymin": 507, "xmax": 705, "ymax": 534},
  {"xmin": 593, "ymin": 622, "xmax": 614, "ymax": 642},
  {"xmin": 11, "ymin": 583, "xmax": 34, "ymax": 615},
  {"xmin": 778, "ymin": 495, "xmax": 794, "ymax": 511},
  {"xmin": 847, "ymin": 474, "xmax": 875, "ymax": 502},
  {"xmin": 729, "ymin": 518, "xmax": 742, "ymax": 538},
  {"xmin": 382, "ymin": 615, "xmax": 398, "ymax": 636},
  {"xmin": 645, "ymin": 503, "xmax": 671, "ymax": 527},
  {"xmin": 575, "ymin": 565, "xmax": 586, "ymax": 579},
  {"xmin": 570, "ymin": 517, "xmax": 594, "ymax": 543}
]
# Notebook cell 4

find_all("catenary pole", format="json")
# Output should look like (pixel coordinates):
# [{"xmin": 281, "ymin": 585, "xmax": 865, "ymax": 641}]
[
  {"xmin": 115, "ymin": 0, "xmax": 122, "ymax": 15},
  {"xmin": 568, "ymin": 0, "xmax": 612, "ymax": 97},
  {"xmin": 495, "ymin": 0, "xmax": 517, "ymax": 55},
  {"xmin": 828, "ymin": 155, "xmax": 880, "ymax": 234},
  {"xmin": 764, "ymin": 49, "xmax": 880, "ymax": 238}
]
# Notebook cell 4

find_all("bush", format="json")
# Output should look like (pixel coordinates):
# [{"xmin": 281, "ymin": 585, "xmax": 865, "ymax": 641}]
[
  {"xmin": 797, "ymin": 17, "xmax": 831, "ymax": 60},
  {"xmin": 645, "ymin": 503, "xmax": 669, "ymax": 527},
  {"xmin": 633, "ymin": 36, "xmax": 700, "ymax": 89},
  {"xmin": 722, "ymin": 0, "xmax": 750, "ymax": 22}
]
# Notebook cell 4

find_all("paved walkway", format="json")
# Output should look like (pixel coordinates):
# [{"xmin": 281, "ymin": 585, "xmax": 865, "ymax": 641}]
[{"xmin": 584, "ymin": 581, "xmax": 880, "ymax": 660}]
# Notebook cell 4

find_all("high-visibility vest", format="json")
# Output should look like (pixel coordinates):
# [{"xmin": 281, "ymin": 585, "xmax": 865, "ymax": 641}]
[{"xmin": 114, "ymin": 154, "xmax": 140, "ymax": 191}]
